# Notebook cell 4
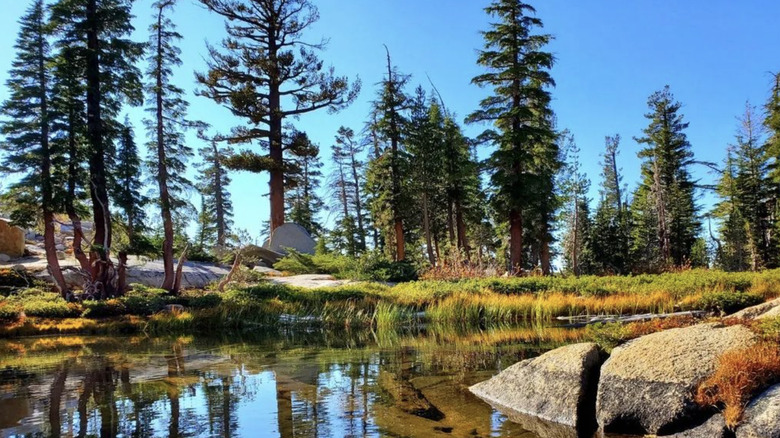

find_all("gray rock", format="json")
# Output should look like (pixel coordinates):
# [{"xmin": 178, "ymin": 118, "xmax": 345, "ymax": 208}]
[
  {"xmin": 737, "ymin": 384, "xmax": 780, "ymax": 438},
  {"xmin": 664, "ymin": 414, "xmax": 728, "ymax": 437},
  {"xmin": 470, "ymin": 342, "xmax": 602, "ymax": 433},
  {"xmin": 0, "ymin": 218, "xmax": 25, "ymax": 258},
  {"xmin": 164, "ymin": 304, "xmax": 185, "ymax": 315},
  {"xmin": 756, "ymin": 304, "xmax": 780, "ymax": 320},
  {"xmin": 263, "ymin": 223, "xmax": 316, "ymax": 255},
  {"xmin": 0, "ymin": 253, "xmax": 10, "ymax": 263},
  {"xmin": 56, "ymin": 251, "xmax": 66, "ymax": 260},
  {"xmin": 55, "ymin": 244, "xmax": 65, "ymax": 251},
  {"xmin": 597, "ymin": 323, "xmax": 757, "ymax": 435},
  {"xmin": 729, "ymin": 297, "xmax": 780, "ymax": 320},
  {"xmin": 269, "ymin": 274, "xmax": 350, "ymax": 289}
]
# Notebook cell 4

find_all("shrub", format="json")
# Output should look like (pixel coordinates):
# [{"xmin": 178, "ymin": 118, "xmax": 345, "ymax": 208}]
[
  {"xmin": 274, "ymin": 250, "xmax": 318, "ymax": 274},
  {"xmin": 585, "ymin": 322, "xmax": 629, "ymax": 350},
  {"xmin": 22, "ymin": 300, "xmax": 80, "ymax": 318},
  {"xmin": 696, "ymin": 291, "xmax": 764, "ymax": 314},
  {"xmin": 0, "ymin": 302, "xmax": 19, "ymax": 321},
  {"xmin": 81, "ymin": 299, "xmax": 127, "ymax": 318},
  {"xmin": 120, "ymin": 295, "xmax": 165, "ymax": 316},
  {"xmin": 189, "ymin": 293, "xmax": 222, "ymax": 309},
  {"xmin": 695, "ymin": 343, "xmax": 780, "ymax": 428}
]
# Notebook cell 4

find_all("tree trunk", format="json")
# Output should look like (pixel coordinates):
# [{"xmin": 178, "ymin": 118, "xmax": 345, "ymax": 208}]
[
  {"xmin": 218, "ymin": 251, "xmax": 242, "ymax": 292},
  {"xmin": 86, "ymin": 0, "xmax": 113, "ymax": 292},
  {"xmin": 386, "ymin": 47, "xmax": 405, "ymax": 261},
  {"xmin": 349, "ymin": 151, "xmax": 366, "ymax": 252},
  {"xmin": 509, "ymin": 209, "xmax": 523, "ymax": 274},
  {"xmin": 422, "ymin": 193, "xmax": 435, "ymax": 265},
  {"xmin": 171, "ymin": 245, "xmax": 189, "ymax": 295},
  {"xmin": 213, "ymin": 142, "xmax": 226, "ymax": 247},
  {"xmin": 455, "ymin": 199, "xmax": 470, "ymax": 261},
  {"xmin": 155, "ymin": 7, "xmax": 175, "ymax": 291},
  {"xmin": 447, "ymin": 201, "xmax": 455, "ymax": 246},
  {"xmin": 44, "ymin": 212, "xmax": 69, "ymax": 296}
]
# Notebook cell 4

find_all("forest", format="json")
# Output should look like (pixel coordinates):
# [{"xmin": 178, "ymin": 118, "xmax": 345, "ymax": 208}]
[{"xmin": 2, "ymin": 0, "xmax": 780, "ymax": 301}]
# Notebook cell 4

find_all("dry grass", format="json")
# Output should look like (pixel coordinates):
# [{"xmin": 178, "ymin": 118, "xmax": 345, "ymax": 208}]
[{"xmin": 695, "ymin": 343, "xmax": 780, "ymax": 428}]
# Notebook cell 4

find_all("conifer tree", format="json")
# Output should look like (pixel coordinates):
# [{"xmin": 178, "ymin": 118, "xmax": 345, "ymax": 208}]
[
  {"xmin": 197, "ymin": 137, "xmax": 233, "ymax": 249},
  {"xmin": 196, "ymin": 0, "xmax": 359, "ymax": 233},
  {"xmin": 337, "ymin": 127, "xmax": 368, "ymax": 252},
  {"xmin": 467, "ymin": 0, "xmax": 556, "ymax": 273},
  {"xmin": 50, "ymin": 0, "xmax": 144, "ymax": 297},
  {"xmin": 112, "ymin": 116, "xmax": 146, "ymax": 249},
  {"xmin": 329, "ymin": 127, "xmax": 367, "ymax": 255},
  {"xmin": 559, "ymin": 134, "xmax": 593, "ymax": 275},
  {"xmin": 632, "ymin": 86, "xmax": 699, "ymax": 270},
  {"xmin": 285, "ymin": 131, "xmax": 323, "ymax": 236},
  {"xmin": 368, "ymin": 48, "xmax": 411, "ymax": 261},
  {"xmin": 589, "ymin": 135, "xmax": 630, "ymax": 274},
  {"xmin": 732, "ymin": 103, "xmax": 773, "ymax": 269},
  {"xmin": 145, "ymin": 0, "xmax": 198, "ymax": 292},
  {"xmin": 713, "ymin": 151, "xmax": 750, "ymax": 271},
  {"xmin": 0, "ymin": 0, "xmax": 69, "ymax": 295}
]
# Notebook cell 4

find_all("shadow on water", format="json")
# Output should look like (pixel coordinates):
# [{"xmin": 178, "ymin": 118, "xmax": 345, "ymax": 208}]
[{"xmin": 0, "ymin": 324, "xmax": 586, "ymax": 437}]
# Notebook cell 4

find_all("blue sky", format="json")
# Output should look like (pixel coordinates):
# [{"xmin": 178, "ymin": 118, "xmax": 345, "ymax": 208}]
[{"xmin": 1, "ymin": 0, "xmax": 780, "ymax": 242}]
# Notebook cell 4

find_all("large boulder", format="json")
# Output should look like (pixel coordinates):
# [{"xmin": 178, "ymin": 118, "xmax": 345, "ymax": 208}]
[
  {"xmin": 596, "ymin": 323, "xmax": 757, "ymax": 435},
  {"xmin": 729, "ymin": 297, "xmax": 780, "ymax": 320},
  {"xmin": 737, "ymin": 384, "xmax": 780, "ymax": 438},
  {"xmin": 0, "ymin": 218, "xmax": 25, "ymax": 259},
  {"xmin": 470, "ymin": 342, "xmax": 603, "ymax": 435},
  {"xmin": 263, "ymin": 223, "xmax": 316, "ymax": 255}
]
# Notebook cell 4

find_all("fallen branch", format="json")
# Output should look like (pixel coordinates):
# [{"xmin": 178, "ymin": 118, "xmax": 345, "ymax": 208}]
[
  {"xmin": 171, "ymin": 244, "xmax": 189, "ymax": 295},
  {"xmin": 218, "ymin": 250, "xmax": 242, "ymax": 292}
]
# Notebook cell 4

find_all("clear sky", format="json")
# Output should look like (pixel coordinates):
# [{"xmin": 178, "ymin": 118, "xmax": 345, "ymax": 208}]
[{"xmin": 1, "ymin": 0, "xmax": 780, "ymax": 243}]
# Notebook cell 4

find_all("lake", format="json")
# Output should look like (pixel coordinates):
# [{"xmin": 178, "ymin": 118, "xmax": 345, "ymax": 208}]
[{"xmin": 0, "ymin": 326, "xmax": 578, "ymax": 437}]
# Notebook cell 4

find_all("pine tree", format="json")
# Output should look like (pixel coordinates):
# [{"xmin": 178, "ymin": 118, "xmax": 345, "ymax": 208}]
[
  {"xmin": 591, "ymin": 135, "xmax": 630, "ymax": 274},
  {"xmin": 338, "ymin": 127, "xmax": 368, "ymax": 253},
  {"xmin": 329, "ymin": 127, "xmax": 368, "ymax": 256},
  {"xmin": 0, "ymin": 0, "xmax": 70, "ymax": 295},
  {"xmin": 467, "ymin": 0, "xmax": 556, "ymax": 273},
  {"xmin": 632, "ymin": 86, "xmax": 700, "ymax": 270},
  {"xmin": 368, "ymin": 47, "xmax": 411, "ymax": 261},
  {"xmin": 732, "ymin": 103, "xmax": 773, "ymax": 269},
  {"xmin": 713, "ymin": 151, "xmax": 750, "ymax": 271},
  {"xmin": 196, "ymin": 0, "xmax": 359, "ymax": 233},
  {"xmin": 112, "ymin": 116, "xmax": 147, "ymax": 249},
  {"xmin": 197, "ymin": 137, "xmax": 233, "ymax": 249},
  {"xmin": 285, "ymin": 131, "xmax": 323, "ymax": 236},
  {"xmin": 145, "ymin": 0, "xmax": 198, "ymax": 292},
  {"xmin": 50, "ymin": 0, "xmax": 144, "ymax": 297},
  {"xmin": 559, "ymin": 134, "xmax": 593, "ymax": 275}
]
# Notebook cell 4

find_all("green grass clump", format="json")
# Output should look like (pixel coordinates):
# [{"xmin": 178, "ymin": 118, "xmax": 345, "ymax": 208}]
[
  {"xmin": 695, "ymin": 291, "xmax": 764, "ymax": 314},
  {"xmin": 82, "ymin": 299, "xmax": 127, "ymax": 318}
]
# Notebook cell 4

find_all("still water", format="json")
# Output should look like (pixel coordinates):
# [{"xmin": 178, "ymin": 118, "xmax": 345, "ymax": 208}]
[{"xmin": 0, "ymin": 327, "xmax": 574, "ymax": 438}]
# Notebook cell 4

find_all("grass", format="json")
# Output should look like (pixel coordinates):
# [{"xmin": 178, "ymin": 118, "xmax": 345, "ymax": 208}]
[
  {"xmin": 695, "ymin": 342, "xmax": 780, "ymax": 428},
  {"xmin": 2, "ymin": 268, "xmax": 780, "ymax": 337}
]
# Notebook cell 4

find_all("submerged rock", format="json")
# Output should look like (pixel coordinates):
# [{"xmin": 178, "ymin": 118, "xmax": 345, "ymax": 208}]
[
  {"xmin": 596, "ymin": 323, "xmax": 757, "ymax": 435},
  {"xmin": 737, "ymin": 384, "xmax": 780, "ymax": 438},
  {"xmin": 470, "ymin": 342, "xmax": 602, "ymax": 435}
]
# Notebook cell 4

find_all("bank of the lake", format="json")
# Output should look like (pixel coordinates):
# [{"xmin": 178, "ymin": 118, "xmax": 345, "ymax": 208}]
[{"xmin": 3, "ymin": 268, "xmax": 780, "ymax": 338}]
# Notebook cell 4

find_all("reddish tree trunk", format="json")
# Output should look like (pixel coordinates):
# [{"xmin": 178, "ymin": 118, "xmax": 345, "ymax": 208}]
[
  {"xmin": 455, "ymin": 199, "xmax": 470, "ymax": 261},
  {"xmin": 509, "ymin": 209, "xmax": 523, "ymax": 274}
]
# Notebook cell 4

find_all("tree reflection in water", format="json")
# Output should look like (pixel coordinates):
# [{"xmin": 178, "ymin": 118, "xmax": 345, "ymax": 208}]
[{"xmin": 0, "ymin": 329, "xmax": 546, "ymax": 437}]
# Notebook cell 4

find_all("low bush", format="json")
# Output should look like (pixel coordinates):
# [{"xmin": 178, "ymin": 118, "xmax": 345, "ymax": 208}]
[
  {"xmin": 695, "ymin": 291, "xmax": 764, "ymax": 314},
  {"xmin": 0, "ymin": 302, "xmax": 19, "ymax": 321},
  {"xmin": 82, "ymin": 299, "xmax": 127, "ymax": 318},
  {"xmin": 22, "ymin": 300, "xmax": 80, "ymax": 318},
  {"xmin": 695, "ymin": 343, "xmax": 780, "ymax": 428},
  {"xmin": 189, "ymin": 293, "xmax": 222, "ymax": 309}
]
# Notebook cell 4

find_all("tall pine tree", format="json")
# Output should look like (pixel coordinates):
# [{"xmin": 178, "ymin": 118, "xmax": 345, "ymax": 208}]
[
  {"xmin": 197, "ymin": 136, "xmax": 234, "ymax": 249},
  {"xmin": 632, "ymin": 86, "xmax": 699, "ymax": 270},
  {"xmin": 0, "ymin": 0, "xmax": 70, "ymax": 295},
  {"xmin": 467, "ymin": 0, "xmax": 556, "ymax": 273},
  {"xmin": 591, "ymin": 135, "xmax": 631, "ymax": 274},
  {"xmin": 196, "ymin": 0, "xmax": 359, "ymax": 232},
  {"xmin": 112, "ymin": 116, "xmax": 147, "ymax": 250}
]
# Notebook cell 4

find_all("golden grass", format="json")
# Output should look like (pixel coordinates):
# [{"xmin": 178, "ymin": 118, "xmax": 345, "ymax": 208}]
[{"xmin": 695, "ymin": 343, "xmax": 780, "ymax": 428}]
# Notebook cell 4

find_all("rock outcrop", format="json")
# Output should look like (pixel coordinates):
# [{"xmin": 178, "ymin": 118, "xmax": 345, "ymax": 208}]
[
  {"xmin": 663, "ymin": 414, "xmax": 728, "ymax": 438},
  {"xmin": 729, "ymin": 297, "xmax": 780, "ymax": 320},
  {"xmin": 263, "ymin": 223, "xmax": 316, "ymax": 255},
  {"xmin": 737, "ymin": 384, "xmax": 780, "ymax": 438},
  {"xmin": 470, "ymin": 342, "xmax": 603, "ymax": 435},
  {"xmin": 0, "ymin": 218, "xmax": 25, "ymax": 259},
  {"xmin": 596, "ymin": 323, "xmax": 757, "ymax": 435}
]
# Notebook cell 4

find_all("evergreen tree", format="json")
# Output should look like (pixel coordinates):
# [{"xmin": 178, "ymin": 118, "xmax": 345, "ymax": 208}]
[
  {"xmin": 285, "ymin": 131, "xmax": 323, "ymax": 236},
  {"xmin": 632, "ymin": 86, "xmax": 700, "ymax": 270},
  {"xmin": 329, "ymin": 127, "xmax": 368, "ymax": 256},
  {"xmin": 197, "ymin": 136, "xmax": 234, "ymax": 249},
  {"xmin": 112, "ymin": 116, "xmax": 147, "ymax": 249},
  {"xmin": 713, "ymin": 151, "xmax": 750, "ymax": 271},
  {"xmin": 0, "ymin": 0, "xmax": 70, "ymax": 295},
  {"xmin": 196, "ymin": 0, "xmax": 359, "ymax": 232},
  {"xmin": 50, "ymin": 0, "xmax": 144, "ymax": 297},
  {"xmin": 367, "ymin": 48, "xmax": 411, "ymax": 261},
  {"xmin": 467, "ymin": 0, "xmax": 556, "ymax": 273},
  {"xmin": 591, "ymin": 135, "xmax": 630, "ymax": 274},
  {"xmin": 559, "ymin": 134, "xmax": 593, "ymax": 275},
  {"xmin": 145, "ymin": 0, "xmax": 198, "ymax": 292},
  {"xmin": 732, "ymin": 103, "xmax": 773, "ymax": 269}
]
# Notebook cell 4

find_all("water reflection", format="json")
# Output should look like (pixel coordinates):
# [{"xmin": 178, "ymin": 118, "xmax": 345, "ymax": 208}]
[{"xmin": 0, "ymin": 327, "xmax": 568, "ymax": 437}]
